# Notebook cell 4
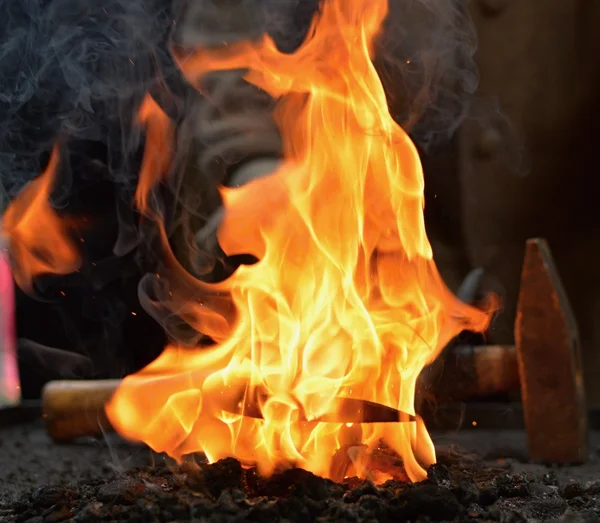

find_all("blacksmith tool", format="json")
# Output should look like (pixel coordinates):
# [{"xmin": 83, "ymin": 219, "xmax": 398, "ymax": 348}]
[
  {"xmin": 42, "ymin": 379, "xmax": 416, "ymax": 442},
  {"xmin": 425, "ymin": 343, "xmax": 519, "ymax": 402},
  {"xmin": 515, "ymin": 238, "xmax": 588, "ymax": 463},
  {"xmin": 44, "ymin": 340, "xmax": 522, "ymax": 442}
]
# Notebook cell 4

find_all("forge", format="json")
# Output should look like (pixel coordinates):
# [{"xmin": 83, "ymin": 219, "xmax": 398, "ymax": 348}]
[{"xmin": 2, "ymin": 0, "xmax": 600, "ymax": 522}]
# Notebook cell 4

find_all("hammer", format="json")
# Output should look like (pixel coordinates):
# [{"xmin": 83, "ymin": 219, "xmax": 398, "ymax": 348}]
[
  {"xmin": 42, "ymin": 378, "xmax": 417, "ymax": 442},
  {"xmin": 42, "ymin": 339, "xmax": 518, "ymax": 443}
]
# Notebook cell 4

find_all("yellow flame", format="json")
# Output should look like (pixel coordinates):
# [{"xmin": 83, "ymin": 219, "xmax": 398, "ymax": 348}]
[
  {"xmin": 2, "ymin": 145, "xmax": 81, "ymax": 291},
  {"xmin": 135, "ymin": 93, "xmax": 174, "ymax": 217},
  {"xmin": 107, "ymin": 0, "xmax": 491, "ymax": 482}
]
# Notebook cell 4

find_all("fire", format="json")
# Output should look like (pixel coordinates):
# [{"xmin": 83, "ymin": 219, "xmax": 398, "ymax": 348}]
[
  {"xmin": 106, "ymin": 0, "xmax": 491, "ymax": 482},
  {"xmin": 0, "ymin": 0, "xmax": 492, "ymax": 482},
  {"xmin": 135, "ymin": 93, "xmax": 175, "ymax": 217},
  {"xmin": 2, "ymin": 145, "xmax": 81, "ymax": 292}
]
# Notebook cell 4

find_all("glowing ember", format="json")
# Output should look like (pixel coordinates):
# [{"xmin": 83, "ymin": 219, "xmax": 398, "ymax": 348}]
[{"xmin": 106, "ymin": 0, "xmax": 491, "ymax": 482}]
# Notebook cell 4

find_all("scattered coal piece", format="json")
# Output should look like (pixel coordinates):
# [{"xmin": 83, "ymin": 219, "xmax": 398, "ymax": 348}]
[{"xmin": 1, "ymin": 445, "xmax": 600, "ymax": 522}]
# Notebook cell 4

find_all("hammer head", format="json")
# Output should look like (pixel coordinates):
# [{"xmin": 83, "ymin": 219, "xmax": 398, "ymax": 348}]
[{"xmin": 515, "ymin": 238, "xmax": 588, "ymax": 463}]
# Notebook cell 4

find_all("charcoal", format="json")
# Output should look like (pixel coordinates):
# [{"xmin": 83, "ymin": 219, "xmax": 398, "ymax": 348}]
[
  {"xmin": 451, "ymin": 477, "xmax": 480, "ymax": 505},
  {"xmin": 341, "ymin": 480, "xmax": 378, "ymax": 503},
  {"xmin": 426, "ymin": 463, "xmax": 451, "ymax": 485},
  {"xmin": 495, "ymin": 473, "xmax": 531, "ymax": 498},
  {"xmin": 30, "ymin": 486, "xmax": 77, "ymax": 510},
  {"xmin": 3, "ymin": 444, "xmax": 600, "ymax": 522},
  {"xmin": 202, "ymin": 458, "xmax": 244, "ymax": 498},
  {"xmin": 585, "ymin": 480, "xmax": 600, "ymax": 495},
  {"xmin": 465, "ymin": 503, "xmax": 487, "ymax": 519},
  {"xmin": 42, "ymin": 504, "xmax": 71, "ymax": 523},
  {"xmin": 487, "ymin": 507, "xmax": 528, "ymax": 522},
  {"xmin": 245, "ymin": 499, "xmax": 280, "ymax": 522},
  {"xmin": 96, "ymin": 478, "xmax": 146, "ymax": 505},
  {"xmin": 560, "ymin": 480, "xmax": 586, "ymax": 499},
  {"xmin": 245, "ymin": 467, "xmax": 343, "ymax": 500},
  {"xmin": 478, "ymin": 483, "xmax": 500, "ymax": 506},
  {"xmin": 528, "ymin": 482, "xmax": 559, "ymax": 496},
  {"xmin": 275, "ymin": 494, "xmax": 312, "ymax": 522},
  {"xmin": 560, "ymin": 508, "xmax": 600, "ymax": 522},
  {"xmin": 73, "ymin": 502, "xmax": 104, "ymax": 522},
  {"xmin": 391, "ymin": 484, "xmax": 461, "ymax": 521},
  {"xmin": 528, "ymin": 495, "xmax": 567, "ymax": 518},
  {"xmin": 541, "ymin": 471, "xmax": 559, "ymax": 486}
]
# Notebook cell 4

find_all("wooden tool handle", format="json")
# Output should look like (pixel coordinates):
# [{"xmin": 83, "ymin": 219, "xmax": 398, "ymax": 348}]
[
  {"xmin": 421, "ymin": 344, "xmax": 519, "ymax": 402},
  {"xmin": 461, "ymin": 344, "xmax": 519, "ymax": 397},
  {"xmin": 42, "ymin": 380, "xmax": 120, "ymax": 441},
  {"xmin": 43, "ymin": 345, "xmax": 519, "ymax": 441}
]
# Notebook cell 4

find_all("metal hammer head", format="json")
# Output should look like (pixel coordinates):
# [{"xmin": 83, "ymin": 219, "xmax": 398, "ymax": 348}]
[{"xmin": 515, "ymin": 238, "xmax": 588, "ymax": 463}]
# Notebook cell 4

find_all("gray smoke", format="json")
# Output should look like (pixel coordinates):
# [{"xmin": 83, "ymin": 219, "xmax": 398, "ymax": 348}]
[
  {"xmin": 376, "ymin": 0, "xmax": 479, "ymax": 148},
  {"xmin": 0, "ymin": 0, "xmax": 485, "ymax": 371},
  {"xmin": 173, "ymin": 0, "xmax": 480, "ymax": 149},
  {"xmin": 0, "ymin": 0, "xmax": 181, "ymax": 201},
  {"xmin": 135, "ymin": 0, "xmax": 485, "ymax": 344},
  {"xmin": 0, "ymin": 0, "xmax": 480, "ymax": 200}
]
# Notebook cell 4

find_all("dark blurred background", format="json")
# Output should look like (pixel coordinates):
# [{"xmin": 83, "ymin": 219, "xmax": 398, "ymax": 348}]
[
  {"xmin": 424, "ymin": 1, "xmax": 600, "ymax": 407},
  {"xmin": 3, "ymin": 0, "xmax": 600, "ymax": 408}
]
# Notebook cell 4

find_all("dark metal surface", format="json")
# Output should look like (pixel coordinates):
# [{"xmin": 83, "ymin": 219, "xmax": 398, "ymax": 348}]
[
  {"xmin": 10, "ymin": 397, "xmax": 600, "ymax": 434},
  {"xmin": 515, "ymin": 238, "xmax": 588, "ymax": 463},
  {"xmin": 239, "ymin": 394, "xmax": 416, "ymax": 424},
  {"xmin": 40, "ymin": 377, "xmax": 417, "ymax": 443}
]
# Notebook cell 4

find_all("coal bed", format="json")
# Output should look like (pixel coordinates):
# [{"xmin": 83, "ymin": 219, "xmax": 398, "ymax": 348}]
[{"xmin": 2, "ymin": 421, "xmax": 600, "ymax": 522}]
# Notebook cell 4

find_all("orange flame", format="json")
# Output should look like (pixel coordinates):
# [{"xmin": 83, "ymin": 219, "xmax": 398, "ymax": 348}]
[
  {"xmin": 107, "ymin": 0, "xmax": 491, "ymax": 482},
  {"xmin": 2, "ymin": 145, "xmax": 81, "ymax": 291},
  {"xmin": 135, "ymin": 93, "xmax": 174, "ymax": 216}
]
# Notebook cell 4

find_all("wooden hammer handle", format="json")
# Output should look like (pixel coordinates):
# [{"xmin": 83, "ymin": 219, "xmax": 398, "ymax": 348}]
[
  {"xmin": 42, "ymin": 380, "xmax": 120, "ymax": 441},
  {"xmin": 42, "ymin": 344, "xmax": 520, "ymax": 441}
]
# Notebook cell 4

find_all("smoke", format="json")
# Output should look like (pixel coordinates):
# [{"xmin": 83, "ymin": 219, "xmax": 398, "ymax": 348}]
[
  {"xmin": 0, "ymin": 0, "xmax": 481, "ymax": 233},
  {"xmin": 0, "ymin": 0, "xmax": 484, "ymax": 378},
  {"xmin": 166, "ymin": 0, "xmax": 481, "ymax": 265},
  {"xmin": 173, "ymin": 0, "xmax": 479, "ymax": 150},
  {"xmin": 0, "ymin": 0, "xmax": 180, "ymax": 376},
  {"xmin": 0, "ymin": 0, "xmax": 181, "ymax": 197},
  {"xmin": 375, "ymin": 0, "xmax": 479, "ymax": 149}
]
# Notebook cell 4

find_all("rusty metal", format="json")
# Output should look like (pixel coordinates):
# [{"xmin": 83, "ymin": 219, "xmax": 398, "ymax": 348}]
[
  {"xmin": 240, "ymin": 395, "xmax": 416, "ymax": 424},
  {"xmin": 515, "ymin": 238, "xmax": 588, "ymax": 463}
]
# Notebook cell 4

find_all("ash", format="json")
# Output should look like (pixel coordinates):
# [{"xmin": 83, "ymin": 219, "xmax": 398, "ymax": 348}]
[{"xmin": 2, "ymin": 427, "xmax": 600, "ymax": 522}]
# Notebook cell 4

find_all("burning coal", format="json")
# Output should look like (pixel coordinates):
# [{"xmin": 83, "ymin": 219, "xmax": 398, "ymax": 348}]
[{"xmin": 1, "ymin": 0, "xmax": 491, "ymax": 483}]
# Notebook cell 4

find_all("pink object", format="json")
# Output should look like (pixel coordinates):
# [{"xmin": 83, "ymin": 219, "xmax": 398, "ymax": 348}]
[{"xmin": 0, "ymin": 241, "xmax": 20, "ymax": 406}]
